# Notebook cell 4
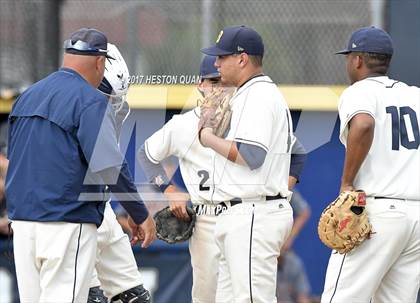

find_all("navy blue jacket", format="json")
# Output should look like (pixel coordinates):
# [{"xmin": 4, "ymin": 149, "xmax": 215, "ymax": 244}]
[{"xmin": 5, "ymin": 68, "xmax": 138, "ymax": 226}]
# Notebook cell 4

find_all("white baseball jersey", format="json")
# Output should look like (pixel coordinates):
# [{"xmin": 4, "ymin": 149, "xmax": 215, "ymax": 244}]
[
  {"xmin": 145, "ymin": 108, "xmax": 215, "ymax": 205},
  {"xmin": 339, "ymin": 76, "xmax": 420, "ymax": 200},
  {"xmin": 211, "ymin": 75, "xmax": 293, "ymax": 202},
  {"xmin": 144, "ymin": 108, "xmax": 221, "ymax": 303}
]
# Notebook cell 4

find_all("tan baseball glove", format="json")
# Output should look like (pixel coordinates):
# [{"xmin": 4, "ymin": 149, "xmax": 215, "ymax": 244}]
[
  {"xmin": 318, "ymin": 190, "xmax": 372, "ymax": 254},
  {"xmin": 198, "ymin": 86, "xmax": 235, "ymax": 137}
]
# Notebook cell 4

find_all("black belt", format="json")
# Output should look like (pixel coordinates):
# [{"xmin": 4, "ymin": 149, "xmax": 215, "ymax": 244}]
[
  {"xmin": 227, "ymin": 193, "xmax": 285, "ymax": 207},
  {"xmin": 374, "ymin": 196, "xmax": 405, "ymax": 201}
]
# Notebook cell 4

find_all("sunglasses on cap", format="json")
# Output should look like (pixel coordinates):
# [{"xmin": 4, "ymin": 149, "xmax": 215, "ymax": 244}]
[{"xmin": 63, "ymin": 39, "xmax": 114, "ymax": 59}]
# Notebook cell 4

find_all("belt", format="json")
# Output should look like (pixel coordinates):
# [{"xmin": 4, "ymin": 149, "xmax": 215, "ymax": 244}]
[
  {"xmin": 228, "ymin": 193, "xmax": 286, "ymax": 207},
  {"xmin": 374, "ymin": 196, "xmax": 405, "ymax": 201},
  {"xmin": 193, "ymin": 194, "xmax": 286, "ymax": 216},
  {"xmin": 219, "ymin": 193, "xmax": 286, "ymax": 215}
]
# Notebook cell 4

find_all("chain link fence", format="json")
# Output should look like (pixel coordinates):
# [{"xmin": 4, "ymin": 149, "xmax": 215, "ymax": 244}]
[
  {"xmin": 1, "ymin": 0, "xmax": 374, "ymax": 90},
  {"xmin": 0, "ymin": 0, "xmax": 60, "ymax": 92}
]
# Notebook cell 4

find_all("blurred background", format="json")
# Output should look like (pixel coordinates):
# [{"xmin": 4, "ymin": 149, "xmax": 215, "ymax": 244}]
[{"xmin": 0, "ymin": 0, "xmax": 419, "ymax": 302}]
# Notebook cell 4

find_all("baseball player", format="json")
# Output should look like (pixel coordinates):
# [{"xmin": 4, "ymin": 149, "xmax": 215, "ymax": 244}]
[
  {"xmin": 321, "ymin": 27, "xmax": 420, "ymax": 302},
  {"xmin": 138, "ymin": 54, "xmax": 306, "ymax": 303},
  {"xmin": 6, "ymin": 28, "xmax": 154, "ymax": 303},
  {"xmin": 87, "ymin": 43, "xmax": 151, "ymax": 303},
  {"xmin": 138, "ymin": 55, "xmax": 222, "ymax": 303},
  {"xmin": 200, "ymin": 25, "xmax": 294, "ymax": 303}
]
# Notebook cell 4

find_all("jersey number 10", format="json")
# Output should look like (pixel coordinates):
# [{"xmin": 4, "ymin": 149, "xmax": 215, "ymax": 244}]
[{"xmin": 386, "ymin": 106, "xmax": 420, "ymax": 150}]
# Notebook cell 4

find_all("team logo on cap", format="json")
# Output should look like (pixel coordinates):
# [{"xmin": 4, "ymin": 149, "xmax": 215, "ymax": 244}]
[
  {"xmin": 237, "ymin": 46, "xmax": 244, "ymax": 52},
  {"xmin": 216, "ymin": 30, "xmax": 223, "ymax": 43},
  {"xmin": 352, "ymin": 43, "xmax": 357, "ymax": 48}
]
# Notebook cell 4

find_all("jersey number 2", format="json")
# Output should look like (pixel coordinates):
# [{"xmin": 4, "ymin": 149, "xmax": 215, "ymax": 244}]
[
  {"xmin": 386, "ymin": 106, "xmax": 420, "ymax": 150},
  {"xmin": 197, "ymin": 170, "xmax": 210, "ymax": 191}
]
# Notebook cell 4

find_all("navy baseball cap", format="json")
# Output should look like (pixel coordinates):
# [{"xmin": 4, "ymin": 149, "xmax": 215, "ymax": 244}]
[
  {"xmin": 201, "ymin": 25, "xmax": 264, "ymax": 56},
  {"xmin": 64, "ymin": 28, "xmax": 114, "ymax": 59},
  {"xmin": 336, "ymin": 26, "xmax": 393, "ymax": 55},
  {"xmin": 199, "ymin": 55, "xmax": 220, "ymax": 79}
]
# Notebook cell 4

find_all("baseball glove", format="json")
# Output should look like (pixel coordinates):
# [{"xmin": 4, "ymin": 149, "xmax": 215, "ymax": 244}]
[
  {"xmin": 154, "ymin": 206, "xmax": 196, "ymax": 244},
  {"xmin": 318, "ymin": 190, "xmax": 372, "ymax": 254},
  {"xmin": 198, "ymin": 86, "xmax": 235, "ymax": 137}
]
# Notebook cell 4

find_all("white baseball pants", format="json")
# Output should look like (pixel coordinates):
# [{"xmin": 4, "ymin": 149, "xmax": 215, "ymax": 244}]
[
  {"xmin": 12, "ymin": 220, "xmax": 97, "ymax": 303},
  {"xmin": 215, "ymin": 199, "xmax": 293, "ymax": 303},
  {"xmin": 321, "ymin": 198, "xmax": 420, "ymax": 303}
]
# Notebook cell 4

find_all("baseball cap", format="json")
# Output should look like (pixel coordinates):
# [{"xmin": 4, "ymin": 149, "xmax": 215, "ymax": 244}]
[
  {"xmin": 336, "ymin": 26, "xmax": 393, "ymax": 55},
  {"xmin": 201, "ymin": 25, "xmax": 264, "ymax": 56},
  {"xmin": 64, "ymin": 28, "xmax": 114, "ymax": 59},
  {"xmin": 199, "ymin": 55, "xmax": 220, "ymax": 79}
]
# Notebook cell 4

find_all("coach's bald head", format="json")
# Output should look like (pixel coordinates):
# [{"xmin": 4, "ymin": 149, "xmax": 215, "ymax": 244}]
[
  {"xmin": 62, "ymin": 53, "xmax": 106, "ymax": 88},
  {"xmin": 62, "ymin": 28, "xmax": 112, "ymax": 88}
]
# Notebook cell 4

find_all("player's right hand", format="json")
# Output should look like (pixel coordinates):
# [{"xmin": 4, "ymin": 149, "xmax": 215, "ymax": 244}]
[
  {"xmin": 164, "ymin": 185, "xmax": 191, "ymax": 221},
  {"xmin": 169, "ymin": 200, "xmax": 190, "ymax": 221}
]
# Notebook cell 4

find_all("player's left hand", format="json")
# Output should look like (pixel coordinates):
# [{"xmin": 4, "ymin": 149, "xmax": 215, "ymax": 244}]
[
  {"xmin": 199, "ymin": 108, "xmax": 221, "ymax": 131},
  {"xmin": 198, "ymin": 86, "xmax": 234, "ymax": 138},
  {"xmin": 164, "ymin": 185, "xmax": 191, "ymax": 221},
  {"xmin": 318, "ymin": 190, "xmax": 372, "ymax": 254}
]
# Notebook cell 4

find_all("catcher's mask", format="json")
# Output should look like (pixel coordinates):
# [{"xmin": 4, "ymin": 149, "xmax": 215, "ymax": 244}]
[{"xmin": 98, "ymin": 43, "xmax": 130, "ymax": 112}]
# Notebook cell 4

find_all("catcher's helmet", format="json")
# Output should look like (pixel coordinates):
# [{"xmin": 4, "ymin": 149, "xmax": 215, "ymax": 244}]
[{"xmin": 98, "ymin": 43, "xmax": 130, "ymax": 112}]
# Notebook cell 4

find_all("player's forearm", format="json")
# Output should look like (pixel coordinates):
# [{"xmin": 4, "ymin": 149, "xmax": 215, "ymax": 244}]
[
  {"xmin": 199, "ymin": 128, "xmax": 247, "ymax": 166},
  {"xmin": 164, "ymin": 184, "xmax": 190, "ymax": 202},
  {"xmin": 289, "ymin": 138, "xmax": 307, "ymax": 183},
  {"xmin": 137, "ymin": 144, "xmax": 171, "ymax": 192},
  {"xmin": 341, "ymin": 114, "xmax": 374, "ymax": 190},
  {"xmin": 290, "ymin": 153, "xmax": 306, "ymax": 181}
]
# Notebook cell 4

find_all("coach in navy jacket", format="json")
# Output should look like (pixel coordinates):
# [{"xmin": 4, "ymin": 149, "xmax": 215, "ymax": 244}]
[{"xmin": 5, "ymin": 28, "xmax": 155, "ymax": 303}]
